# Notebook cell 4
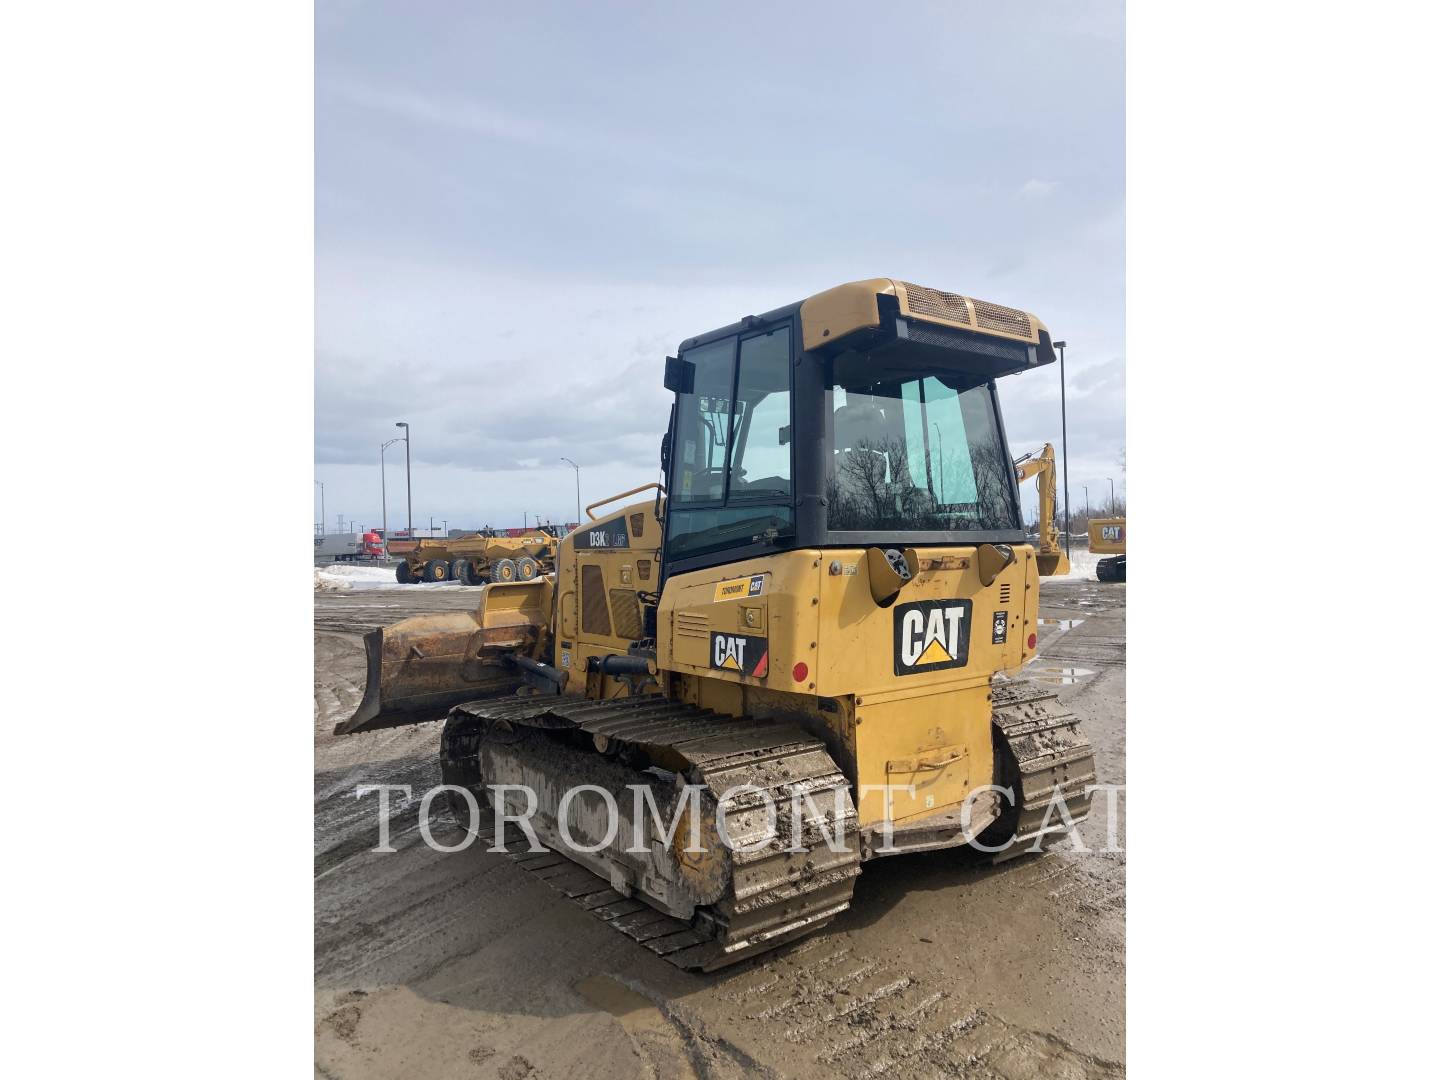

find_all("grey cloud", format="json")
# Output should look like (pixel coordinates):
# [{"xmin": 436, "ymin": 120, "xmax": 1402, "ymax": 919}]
[{"xmin": 316, "ymin": 3, "xmax": 1123, "ymax": 524}]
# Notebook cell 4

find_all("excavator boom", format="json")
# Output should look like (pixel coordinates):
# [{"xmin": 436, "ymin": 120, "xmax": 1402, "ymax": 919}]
[{"xmin": 1014, "ymin": 443, "xmax": 1070, "ymax": 576}]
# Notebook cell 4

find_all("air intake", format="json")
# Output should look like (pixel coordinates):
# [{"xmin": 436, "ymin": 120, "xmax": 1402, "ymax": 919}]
[
  {"xmin": 972, "ymin": 299, "xmax": 1033, "ymax": 339},
  {"xmin": 899, "ymin": 281, "xmax": 973, "ymax": 326}
]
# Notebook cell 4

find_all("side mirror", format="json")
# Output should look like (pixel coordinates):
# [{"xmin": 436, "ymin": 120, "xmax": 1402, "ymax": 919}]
[{"xmin": 663, "ymin": 356, "xmax": 695, "ymax": 393}]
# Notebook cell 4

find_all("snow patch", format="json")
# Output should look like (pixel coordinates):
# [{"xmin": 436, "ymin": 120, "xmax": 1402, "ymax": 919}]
[
  {"xmin": 313, "ymin": 562, "xmax": 469, "ymax": 591},
  {"xmin": 1050, "ymin": 549, "xmax": 1102, "ymax": 581}
]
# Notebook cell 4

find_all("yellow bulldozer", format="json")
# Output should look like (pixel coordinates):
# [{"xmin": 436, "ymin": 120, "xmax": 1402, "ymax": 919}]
[
  {"xmin": 1013, "ymin": 443, "xmax": 1070, "ymax": 577},
  {"xmin": 394, "ymin": 530, "xmax": 559, "ymax": 585},
  {"xmin": 338, "ymin": 279, "xmax": 1095, "ymax": 971}
]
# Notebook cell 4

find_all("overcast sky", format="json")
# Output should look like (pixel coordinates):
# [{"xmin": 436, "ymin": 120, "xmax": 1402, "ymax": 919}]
[{"xmin": 315, "ymin": 1, "xmax": 1124, "ymax": 534}]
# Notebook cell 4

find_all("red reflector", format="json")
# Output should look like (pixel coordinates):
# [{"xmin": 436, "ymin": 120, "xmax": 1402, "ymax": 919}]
[
  {"xmin": 1027, "ymin": 633, "xmax": 1037, "ymax": 649},
  {"xmin": 792, "ymin": 662, "xmax": 809, "ymax": 682}
]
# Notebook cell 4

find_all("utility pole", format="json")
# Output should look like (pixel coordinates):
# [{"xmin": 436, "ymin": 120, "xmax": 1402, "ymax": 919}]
[
  {"xmin": 315, "ymin": 480, "xmax": 325, "ymax": 537},
  {"xmin": 1107, "ymin": 476, "xmax": 1115, "ymax": 515},
  {"xmin": 1084, "ymin": 484, "xmax": 1090, "ymax": 518},
  {"xmin": 1055, "ymin": 341, "xmax": 1071, "ymax": 556},
  {"xmin": 560, "ymin": 457, "xmax": 581, "ymax": 526},
  {"xmin": 395, "ymin": 421, "xmax": 412, "ymax": 536}
]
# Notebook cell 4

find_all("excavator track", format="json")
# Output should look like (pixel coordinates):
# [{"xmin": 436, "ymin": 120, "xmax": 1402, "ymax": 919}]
[
  {"xmin": 439, "ymin": 695, "xmax": 862, "ymax": 972},
  {"xmin": 983, "ymin": 680, "xmax": 1097, "ymax": 861}
]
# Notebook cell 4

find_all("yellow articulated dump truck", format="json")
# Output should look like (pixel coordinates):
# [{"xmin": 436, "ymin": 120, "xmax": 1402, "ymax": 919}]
[
  {"xmin": 1088, "ymin": 518, "xmax": 1126, "ymax": 582},
  {"xmin": 339, "ymin": 279, "xmax": 1096, "ymax": 971},
  {"xmin": 395, "ymin": 530, "xmax": 558, "ymax": 585}
]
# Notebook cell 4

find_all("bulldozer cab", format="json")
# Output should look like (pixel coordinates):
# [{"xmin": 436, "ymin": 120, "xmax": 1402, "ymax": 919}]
[{"xmin": 661, "ymin": 281, "xmax": 1052, "ymax": 581}]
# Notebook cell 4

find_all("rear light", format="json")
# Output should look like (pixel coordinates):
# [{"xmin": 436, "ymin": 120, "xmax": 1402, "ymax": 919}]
[
  {"xmin": 1027, "ymin": 633, "xmax": 1037, "ymax": 649},
  {"xmin": 792, "ymin": 662, "xmax": 809, "ymax": 682}
]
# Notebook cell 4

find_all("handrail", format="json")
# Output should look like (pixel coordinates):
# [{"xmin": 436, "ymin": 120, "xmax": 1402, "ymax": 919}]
[{"xmin": 585, "ymin": 482, "xmax": 666, "ymax": 521}]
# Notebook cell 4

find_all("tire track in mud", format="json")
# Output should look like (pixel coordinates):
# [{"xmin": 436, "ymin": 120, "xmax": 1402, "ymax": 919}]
[
  {"xmin": 310, "ymin": 575, "xmax": 1127, "ymax": 1075},
  {"xmin": 705, "ymin": 935, "xmax": 1124, "ymax": 1079},
  {"xmin": 313, "ymin": 751, "xmax": 445, "ymax": 876}
]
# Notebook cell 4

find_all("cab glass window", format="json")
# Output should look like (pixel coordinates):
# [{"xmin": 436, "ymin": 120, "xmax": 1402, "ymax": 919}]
[{"xmin": 672, "ymin": 337, "xmax": 735, "ymax": 505}]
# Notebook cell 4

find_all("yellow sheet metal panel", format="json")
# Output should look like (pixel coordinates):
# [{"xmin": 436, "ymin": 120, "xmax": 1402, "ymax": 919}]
[
  {"xmin": 553, "ymin": 499, "xmax": 664, "ymax": 688},
  {"xmin": 798, "ymin": 278, "xmax": 896, "ymax": 351},
  {"xmin": 853, "ymin": 685, "xmax": 991, "ymax": 826},
  {"xmin": 658, "ymin": 545, "xmax": 1043, "ymax": 830},
  {"xmin": 659, "ymin": 550, "xmax": 817, "ymax": 689},
  {"xmin": 814, "ymin": 546, "xmax": 1035, "ymax": 696},
  {"xmin": 799, "ymin": 278, "xmax": 1047, "ymax": 352},
  {"xmin": 1088, "ymin": 517, "xmax": 1126, "ymax": 554}
]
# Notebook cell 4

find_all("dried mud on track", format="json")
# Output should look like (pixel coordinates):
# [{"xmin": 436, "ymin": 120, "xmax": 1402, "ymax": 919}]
[{"xmin": 314, "ymin": 578, "xmax": 1126, "ymax": 1078}]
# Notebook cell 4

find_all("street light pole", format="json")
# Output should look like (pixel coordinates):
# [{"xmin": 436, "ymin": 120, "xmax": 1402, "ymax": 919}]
[
  {"xmin": 1084, "ymin": 484, "xmax": 1090, "ymax": 519},
  {"xmin": 560, "ymin": 457, "xmax": 581, "ymax": 527},
  {"xmin": 1055, "ymin": 341, "xmax": 1071, "ymax": 557},
  {"xmin": 315, "ymin": 480, "xmax": 325, "ymax": 537},
  {"xmin": 1107, "ymin": 476, "xmax": 1115, "ymax": 515},
  {"xmin": 931, "ymin": 422, "xmax": 945, "ymax": 503},
  {"xmin": 395, "ymin": 421, "xmax": 411, "ymax": 537},
  {"xmin": 381, "ymin": 437, "xmax": 401, "ymax": 551}
]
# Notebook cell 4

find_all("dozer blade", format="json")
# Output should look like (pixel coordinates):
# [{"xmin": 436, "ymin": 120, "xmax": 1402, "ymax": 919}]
[{"xmin": 334, "ymin": 610, "xmax": 529, "ymax": 736}]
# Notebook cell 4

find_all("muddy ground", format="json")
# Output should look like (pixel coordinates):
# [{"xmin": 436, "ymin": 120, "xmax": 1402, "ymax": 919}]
[{"xmin": 314, "ymin": 575, "xmax": 1125, "ymax": 1079}]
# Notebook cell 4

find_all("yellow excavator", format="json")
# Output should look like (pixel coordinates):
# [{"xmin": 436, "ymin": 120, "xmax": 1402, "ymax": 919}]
[
  {"xmin": 1013, "ymin": 443, "xmax": 1070, "ymax": 577},
  {"xmin": 1089, "ymin": 517, "xmax": 1126, "ymax": 581},
  {"xmin": 337, "ymin": 279, "xmax": 1095, "ymax": 971}
]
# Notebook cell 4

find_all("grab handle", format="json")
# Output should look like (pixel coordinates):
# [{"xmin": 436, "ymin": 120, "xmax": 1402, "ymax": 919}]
[{"xmin": 585, "ymin": 483, "xmax": 666, "ymax": 521}]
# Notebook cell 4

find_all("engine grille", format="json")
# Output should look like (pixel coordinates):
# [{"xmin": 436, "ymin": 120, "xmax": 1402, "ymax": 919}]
[
  {"xmin": 581, "ymin": 564, "xmax": 612, "ymax": 636},
  {"xmin": 900, "ymin": 281, "xmax": 973, "ymax": 326},
  {"xmin": 972, "ymin": 298, "xmax": 1033, "ymax": 338},
  {"xmin": 609, "ymin": 588, "xmax": 643, "ymax": 641}
]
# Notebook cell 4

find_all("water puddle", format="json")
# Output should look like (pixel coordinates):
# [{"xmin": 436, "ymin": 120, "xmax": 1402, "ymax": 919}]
[
  {"xmin": 573, "ymin": 976, "xmax": 699, "ymax": 1080},
  {"xmin": 574, "ymin": 975, "xmax": 658, "ymax": 1019},
  {"xmin": 1037, "ymin": 618, "xmax": 1086, "ymax": 630},
  {"xmin": 1027, "ymin": 665, "xmax": 1096, "ymax": 685}
]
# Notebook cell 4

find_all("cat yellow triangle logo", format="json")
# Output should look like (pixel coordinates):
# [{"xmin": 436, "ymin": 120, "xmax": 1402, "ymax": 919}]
[
  {"xmin": 893, "ymin": 599, "xmax": 971, "ymax": 675},
  {"xmin": 917, "ymin": 638, "xmax": 953, "ymax": 665},
  {"xmin": 720, "ymin": 653, "xmax": 741, "ymax": 670}
]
